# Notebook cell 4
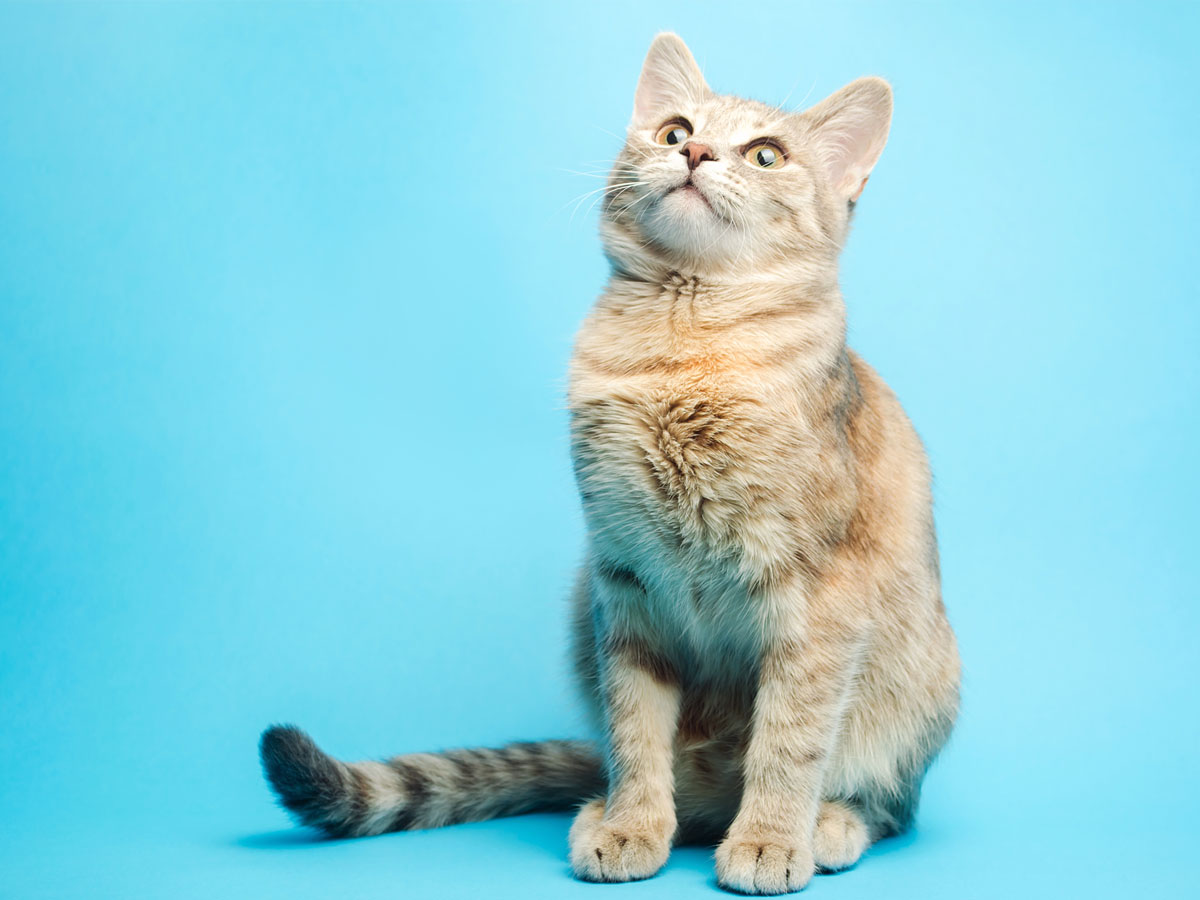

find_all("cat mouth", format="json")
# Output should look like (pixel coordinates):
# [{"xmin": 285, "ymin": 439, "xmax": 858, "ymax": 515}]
[{"xmin": 666, "ymin": 177, "xmax": 715, "ymax": 212}]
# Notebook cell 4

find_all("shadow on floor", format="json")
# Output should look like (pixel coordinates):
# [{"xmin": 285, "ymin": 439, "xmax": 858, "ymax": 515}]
[
  {"xmin": 235, "ymin": 828, "xmax": 335, "ymax": 850},
  {"xmin": 235, "ymin": 811, "xmax": 576, "ymax": 858}
]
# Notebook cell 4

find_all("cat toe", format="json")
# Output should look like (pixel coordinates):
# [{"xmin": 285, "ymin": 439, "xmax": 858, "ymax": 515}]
[{"xmin": 568, "ymin": 799, "xmax": 672, "ymax": 883}]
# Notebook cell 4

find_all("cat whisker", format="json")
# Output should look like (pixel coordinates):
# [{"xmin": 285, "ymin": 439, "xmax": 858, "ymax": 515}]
[
  {"xmin": 566, "ymin": 181, "xmax": 645, "ymax": 223},
  {"xmin": 588, "ymin": 182, "xmax": 643, "ymax": 219},
  {"xmin": 563, "ymin": 181, "xmax": 643, "ymax": 209}
]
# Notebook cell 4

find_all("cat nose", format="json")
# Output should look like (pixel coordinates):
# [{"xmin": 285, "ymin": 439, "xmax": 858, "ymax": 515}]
[{"xmin": 680, "ymin": 142, "xmax": 715, "ymax": 170}]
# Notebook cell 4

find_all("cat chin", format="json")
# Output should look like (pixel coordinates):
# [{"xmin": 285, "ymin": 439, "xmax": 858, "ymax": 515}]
[
  {"xmin": 660, "ymin": 182, "xmax": 725, "ymax": 224},
  {"xmin": 642, "ymin": 193, "xmax": 743, "ymax": 259},
  {"xmin": 666, "ymin": 182, "xmax": 716, "ymax": 213}
]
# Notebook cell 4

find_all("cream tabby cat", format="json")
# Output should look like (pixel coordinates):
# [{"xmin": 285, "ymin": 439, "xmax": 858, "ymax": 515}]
[{"xmin": 260, "ymin": 33, "xmax": 960, "ymax": 895}]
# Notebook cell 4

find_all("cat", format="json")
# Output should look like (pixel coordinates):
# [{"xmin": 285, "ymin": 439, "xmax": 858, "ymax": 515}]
[{"xmin": 259, "ymin": 32, "xmax": 960, "ymax": 895}]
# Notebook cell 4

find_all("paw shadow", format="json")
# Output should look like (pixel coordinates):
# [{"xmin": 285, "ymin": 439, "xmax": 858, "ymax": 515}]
[
  {"xmin": 234, "ymin": 828, "xmax": 340, "ymax": 850},
  {"xmin": 235, "ymin": 811, "xmax": 578, "ymax": 860},
  {"xmin": 863, "ymin": 826, "xmax": 920, "ymax": 860}
]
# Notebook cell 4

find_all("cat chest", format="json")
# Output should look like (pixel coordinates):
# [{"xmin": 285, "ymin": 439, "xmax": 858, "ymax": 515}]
[{"xmin": 570, "ymin": 381, "xmax": 782, "ymax": 561}]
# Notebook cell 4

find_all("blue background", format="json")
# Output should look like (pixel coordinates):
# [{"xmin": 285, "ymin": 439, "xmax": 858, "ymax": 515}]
[{"xmin": 2, "ymin": 2, "xmax": 1196, "ymax": 898}]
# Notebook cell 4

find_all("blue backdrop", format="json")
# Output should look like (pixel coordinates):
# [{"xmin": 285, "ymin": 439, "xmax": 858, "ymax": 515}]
[{"xmin": 2, "ymin": 2, "xmax": 1196, "ymax": 898}]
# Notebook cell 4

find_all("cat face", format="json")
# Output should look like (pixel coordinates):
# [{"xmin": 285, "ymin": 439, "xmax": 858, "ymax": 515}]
[{"xmin": 601, "ymin": 34, "xmax": 892, "ymax": 280}]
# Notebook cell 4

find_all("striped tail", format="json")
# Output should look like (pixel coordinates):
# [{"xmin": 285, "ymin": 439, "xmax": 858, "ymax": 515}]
[{"xmin": 259, "ymin": 725, "xmax": 606, "ymax": 838}]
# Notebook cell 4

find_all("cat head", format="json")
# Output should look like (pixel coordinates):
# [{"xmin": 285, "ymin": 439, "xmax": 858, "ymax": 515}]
[{"xmin": 601, "ymin": 33, "xmax": 892, "ymax": 281}]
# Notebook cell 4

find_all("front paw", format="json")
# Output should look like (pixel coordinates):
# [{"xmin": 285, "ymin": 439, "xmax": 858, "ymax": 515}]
[
  {"xmin": 812, "ymin": 801, "xmax": 868, "ymax": 872},
  {"xmin": 715, "ymin": 830, "xmax": 814, "ymax": 895},
  {"xmin": 569, "ymin": 799, "xmax": 672, "ymax": 883}
]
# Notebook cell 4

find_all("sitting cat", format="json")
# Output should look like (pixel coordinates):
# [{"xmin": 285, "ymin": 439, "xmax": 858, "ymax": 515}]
[{"xmin": 260, "ymin": 32, "xmax": 960, "ymax": 895}]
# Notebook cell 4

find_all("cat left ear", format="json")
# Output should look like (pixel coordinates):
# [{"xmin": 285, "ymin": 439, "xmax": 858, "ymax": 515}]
[
  {"xmin": 632, "ymin": 33, "xmax": 711, "ymax": 126},
  {"xmin": 801, "ymin": 77, "xmax": 893, "ymax": 203}
]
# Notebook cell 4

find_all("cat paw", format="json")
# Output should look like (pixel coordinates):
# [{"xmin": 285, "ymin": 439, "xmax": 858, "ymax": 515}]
[
  {"xmin": 568, "ymin": 799, "xmax": 672, "ymax": 883},
  {"xmin": 715, "ymin": 831, "xmax": 813, "ymax": 895},
  {"xmin": 812, "ymin": 801, "xmax": 868, "ymax": 871}
]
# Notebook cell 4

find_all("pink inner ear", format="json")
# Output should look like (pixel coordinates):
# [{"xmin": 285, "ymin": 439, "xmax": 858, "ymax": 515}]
[
  {"xmin": 632, "ymin": 35, "xmax": 710, "ymax": 126},
  {"xmin": 850, "ymin": 176, "xmax": 869, "ymax": 203},
  {"xmin": 807, "ymin": 77, "xmax": 893, "ymax": 200}
]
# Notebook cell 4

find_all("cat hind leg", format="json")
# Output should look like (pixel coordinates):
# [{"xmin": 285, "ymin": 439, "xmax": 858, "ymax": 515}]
[{"xmin": 812, "ymin": 800, "xmax": 869, "ymax": 871}]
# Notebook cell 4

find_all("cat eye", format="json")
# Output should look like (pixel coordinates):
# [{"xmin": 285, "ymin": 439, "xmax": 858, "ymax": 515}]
[
  {"xmin": 745, "ymin": 142, "xmax": 786, "ymax": 169},
  {"xmin": 655, "ymin": 119, "xmax": 693, "ymax": 146}
]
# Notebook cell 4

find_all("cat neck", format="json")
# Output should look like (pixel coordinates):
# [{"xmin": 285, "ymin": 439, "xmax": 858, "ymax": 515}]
[
  {"xmin": 586, "ymin": 269, "xmax": 849, "ymax": 374},
  {"xmin": 606, "ymin": 245, "xmax": 842, "ymax": 298},
  {"xmin": 601, "ymin": 266, "xmax": 846, "ymax": 332}
]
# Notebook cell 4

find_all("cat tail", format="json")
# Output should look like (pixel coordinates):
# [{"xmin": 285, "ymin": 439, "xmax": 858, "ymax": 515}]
[{"xmin": 259, "ymin": 725, "xmax": 606, "ymax": 838}]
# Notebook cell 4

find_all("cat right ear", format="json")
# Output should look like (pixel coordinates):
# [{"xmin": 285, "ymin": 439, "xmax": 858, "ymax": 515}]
[{"xmin": 632, "ymin": 33, "xmax": 711, "ymax": 126}]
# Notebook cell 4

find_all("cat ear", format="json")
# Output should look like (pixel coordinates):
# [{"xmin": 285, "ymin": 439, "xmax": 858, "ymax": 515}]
[
  {"xmin": 801, "ymin": 77, "xmax": 893, "ymax": 203},
  {"xmin": 632, "ymin": 33, "xmax": 711, "ymax": 126}
]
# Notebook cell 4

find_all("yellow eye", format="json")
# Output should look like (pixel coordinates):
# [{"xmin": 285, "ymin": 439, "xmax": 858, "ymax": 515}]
[
  {"xmin": 655, "ymin": 120, "xmax": 692, "ymax": 146},
  {"xmin": 746, "ymin": 143, "xmax": 785, "ymax": 169}
]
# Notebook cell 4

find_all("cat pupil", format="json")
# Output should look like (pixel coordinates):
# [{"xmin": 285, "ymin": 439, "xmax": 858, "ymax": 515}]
[
  {"xmin": 667, "ymin": 127, "xmax": 686, "ymax": 145},
  {"xmin": 756, "ymin": 147, "xmax": 777, "ymax": 167}
]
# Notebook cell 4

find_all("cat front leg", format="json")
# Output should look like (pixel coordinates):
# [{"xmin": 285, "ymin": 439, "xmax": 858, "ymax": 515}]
[
  {"xmin": 715, "ymin": 587, "xmax": 866, "ymax": 895},
  {"xmin": 569, "ymin": 629, "xmax": 681, "ymax": 883}
]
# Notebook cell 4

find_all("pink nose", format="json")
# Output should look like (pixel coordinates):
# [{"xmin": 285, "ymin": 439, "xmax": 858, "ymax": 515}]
[{"xmin": 680, "ymin": 142, "xmax": 715, "ymax": 170}]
